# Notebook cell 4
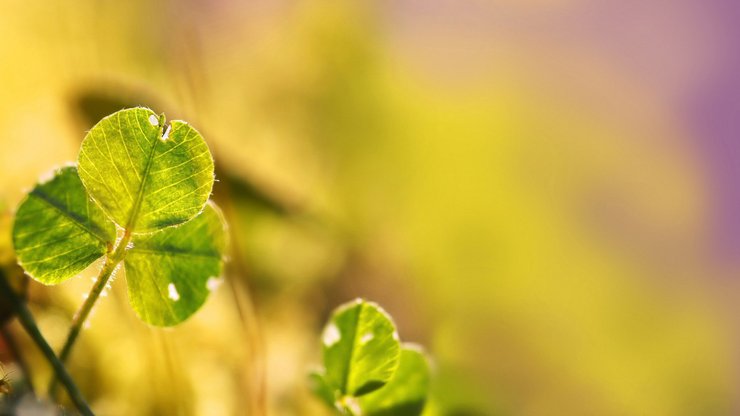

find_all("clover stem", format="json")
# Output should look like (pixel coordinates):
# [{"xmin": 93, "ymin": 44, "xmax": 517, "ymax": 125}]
[
  {"xmin": 48, "ymin": 230, "xmax": 133, "ymax": 399},
  {"xmin": 0, "ymin": 273, "xmax": 93, "ymax": 415}
]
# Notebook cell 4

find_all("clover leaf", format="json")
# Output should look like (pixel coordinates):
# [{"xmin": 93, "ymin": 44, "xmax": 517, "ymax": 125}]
[
  {"xmin": 13, "ymin": 166, "xmax": 116, "ymax": 284},
  {"xmin": 322, "ymin": 299, "xmax": 401, "ymax": 398},
  {"xmin": 77, "ymin": 107, "xmax": 214, "ymax": 233},
  {"xmin": 314, "ymin": 299, "xmax": 432, "ymax": 415},
  {"xmin": 125, "ymin": 202, "xmax": 227, "ymax": 326},
  {"xmin": 12, "ymin": 108, "xmax": 226, "ymax": 327},
  {"xmin": 360, "ymin": 344, "xmax": 431, "ymax": 416}
]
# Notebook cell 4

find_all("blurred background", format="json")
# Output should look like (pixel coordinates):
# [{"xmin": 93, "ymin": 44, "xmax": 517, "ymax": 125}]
[{"xmin": 1, "ymin": 0, "xmax": 740, "ymax": 414}]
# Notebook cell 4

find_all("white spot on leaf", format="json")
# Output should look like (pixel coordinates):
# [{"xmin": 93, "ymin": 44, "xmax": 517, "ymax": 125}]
[
  {"xmin": 148, "ymin": 114, "xmax": 159, "ymax": 126},
  {"xmin": 206, "ymin": 277, "xmax": 222, "ymax": 292},
  {"xmin": 37, "ymin": 169, "xmax": 56, "ymax": 184},
  {"xmin": 323, "ymin": 323, "xmax": 341, "ymax": 347},
  {"xmin": 168, "ymin": 283, "xmax": 180, "ymax": 301},
  {"xmin": 360, "ymin": 332, "xmax": 374, "ymax": 344},
  {"xmin": 162, "ymin": 125, "xmax": 172, "ymax": 141}
]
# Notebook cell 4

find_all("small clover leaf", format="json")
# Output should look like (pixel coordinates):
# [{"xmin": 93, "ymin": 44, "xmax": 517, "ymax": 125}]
[
  {"xmin": 12, "ymin": 166, "xmax": 116, "ymax": 284},
  {"xmin": 360, "ymin": 344, "xmax": 431, "ymax": 416},
  {"xmin": 314, "ymin": 300, "xmax": 433, "ymax": 415},
  {"xmin": 322, "ymin": 299, "xmax": 401, "ymax": 398},
  {"xmin": 77, "ymin": 107, "xmax": 214, "ymax": 233},
  {"xmin": 125, "ymin": 202, "xmax": 227, "ymax": 326}
]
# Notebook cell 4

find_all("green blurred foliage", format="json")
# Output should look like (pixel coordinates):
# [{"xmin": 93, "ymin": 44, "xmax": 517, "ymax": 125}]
[{"xmin": 0, "ymin": 0, "xmax": 735, "ymax": 415}]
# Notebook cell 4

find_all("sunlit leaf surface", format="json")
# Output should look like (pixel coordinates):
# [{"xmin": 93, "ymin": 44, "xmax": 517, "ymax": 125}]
[
  {"xmin": 125, "ymin": 202, "xmax": 227, "ymax": 326},
  {"xmin": 308, "ymin": 370, "xmax": 337, "ymax": 410},
  {"xmin": 360, "ymin": 345, "xmax": 431, "ymax": 416},
  {"xmin": 77, "ymin": 107, "xmax": 214, "ymax": 233},
  {"xmin": 322, "ymin": 299, "xmax": 401, "ymax": 397},
  {"xmin": 12, "ymin": 166, "xmax": 115, "ymax": 284}
]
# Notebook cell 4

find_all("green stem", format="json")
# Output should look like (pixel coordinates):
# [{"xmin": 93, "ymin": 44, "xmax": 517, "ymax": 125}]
[
  {"xmin": 49, "ymin": 230, "xmax": 132, "ymax": 399},
  {"xmin": 0, "ymin": 274, "xmax": 93, "ymax": 415}
]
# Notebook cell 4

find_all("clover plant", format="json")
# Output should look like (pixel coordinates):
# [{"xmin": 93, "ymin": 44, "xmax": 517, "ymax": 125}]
[
  {"xmin": 311, "ymin": 299, "xmax": 431, "ymax": 415},
  {"xmin": 9, "ymin": 107, "xmax": 227, "ymax": 413}
]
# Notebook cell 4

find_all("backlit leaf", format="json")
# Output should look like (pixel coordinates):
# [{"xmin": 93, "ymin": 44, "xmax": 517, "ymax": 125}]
[
  {"xmin": 12, "ymin": 166, "xmax": 115, "ymax": 284},
  {"xmin": 77, "ymin": 107, "xmax": 214, "ymax": 233},
  {"xmin": 124, "ymin": 202, "xmax": 227, "ymax": 326},
  {"xmin": 322, "ymin": 299, "xmax": 401, "ymax": 397},
  {"xmin": 308, "ymin": 370, "xmax": 337, "ymax": 410},
  {"xmin": 360, "ymin": 345, "xmax": 431, "ymax": 416}
]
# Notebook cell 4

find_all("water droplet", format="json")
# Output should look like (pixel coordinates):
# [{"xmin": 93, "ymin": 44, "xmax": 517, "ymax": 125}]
[
  {"xmin": 126, "ymin": 241, "xmax": 135, "ymax": 249},
  {"xmin": 360, "ymin": 332, "xmax": 374, "ymax": 344},
  {"xmin": 392, "ymin": 331, "xmax": 399, "ymax": 341},
  {"xmin": 206, "ymin": 277, "xmax": 222, "ymax": 292},
  {"xmin": 323, "ymin": 323, "xmax": 341, "ymax": 347},
  {"xmin": 161, "ymin": 125, "xmax": 172, "ymax": 141},
  {"xmin": 148, "ymin": 114, "xmax": 159, "ymax": 126},
  {"xmin": 168, "ymin": 283, "xmax": 180, "ymax": 301}
]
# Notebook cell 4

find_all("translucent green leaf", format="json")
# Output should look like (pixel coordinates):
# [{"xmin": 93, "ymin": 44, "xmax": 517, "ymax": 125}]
[
  {"xmin": 322, "ymin": 299, "xmax": 401, "ymax": 397},
  {"xmin": 124, "ymin": 202, "xmax": 227, "ymax": 326},
  {"xmin": 360, "ymin": 345, "xmax": 431, "ymax": 416},
  {"xmin": 308, "ymin": 370, "xmax": 337, "ymax": 410},
  {"xmin": 12, "ymin": 166, "xmax": 116, "ymax": 284},
  {"xmin": 77, "ymin": 107, "xmax": 214, "ymax": 233}
]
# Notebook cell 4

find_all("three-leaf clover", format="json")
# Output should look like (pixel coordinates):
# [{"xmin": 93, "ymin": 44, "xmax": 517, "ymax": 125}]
[
  {"xmin": 12, "ymin": 107, "xmax": 227, "ymax": 326},
  {"xmin": 311, "ymin": 299, "xmax": 432, "ymax": 415}
]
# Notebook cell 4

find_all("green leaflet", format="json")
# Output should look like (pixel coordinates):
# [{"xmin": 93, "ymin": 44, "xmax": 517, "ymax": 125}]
[
  {"xmin": 360, "ymin": 345, "xmax": 431, "ymax": 416},
  {"xmin": 12, "ymin": 166, "xmax": 116, "ymax": 284},
  {"xmin": 308, "ymin": 370, "xmax": 337, "ymax": 410},
  {"xmin": 125, "ymin": 202, "xmax": 227, "ymax": 326},
  {"xmin": 77, "ymin": 107, "xmax": 214, "ymax": 233},
  {"xmin": 322, "ymin": 299, "xmax": 401, "ymax": 398}
]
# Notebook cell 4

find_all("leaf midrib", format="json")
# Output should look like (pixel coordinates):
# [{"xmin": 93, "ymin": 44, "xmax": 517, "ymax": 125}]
[
  {"xmin": 29, "ymin": 190, "xmax": 110, "ymax": 244},
  {"xmin": 341, "ymin": 302, "xmax": 364, "ymax": 395},
  {"xmin": 124, "ymin": 112, "xmax": 162, "ymax": 231}
]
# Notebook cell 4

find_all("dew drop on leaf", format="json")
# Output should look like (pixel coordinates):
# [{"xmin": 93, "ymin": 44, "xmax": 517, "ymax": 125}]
[
  {"xmin": 162, "ymin": 125, "xmax": 171, "ymax": 141},
  {"xmin": 360, "ymin": 332, "xmax": 374, "ymax": 344},
  {"xmin": 148, "ymin": 114, "xmax": 159, "ymax": 126},
  {"xmin": 323, "ymin": 323, "xmax": 341, "ymax": 347},
  {"xmin": 167, "ymin": 283, "xmax": 180, "ymax": 301}
]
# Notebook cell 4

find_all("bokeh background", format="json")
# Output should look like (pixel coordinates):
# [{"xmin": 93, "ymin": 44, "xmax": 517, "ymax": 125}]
[{"xmin": 1, "ymin": 0, "xmax": 740, "ymax": 414}]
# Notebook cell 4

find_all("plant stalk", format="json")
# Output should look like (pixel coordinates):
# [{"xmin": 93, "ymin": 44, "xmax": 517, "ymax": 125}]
[
  {"xmin": 49, "ymin": 230, "xmax": 132, "ymax": 399},
  {"xmin": 0, "ymin": 273, "xmax": 93, "ymax": 415}
]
